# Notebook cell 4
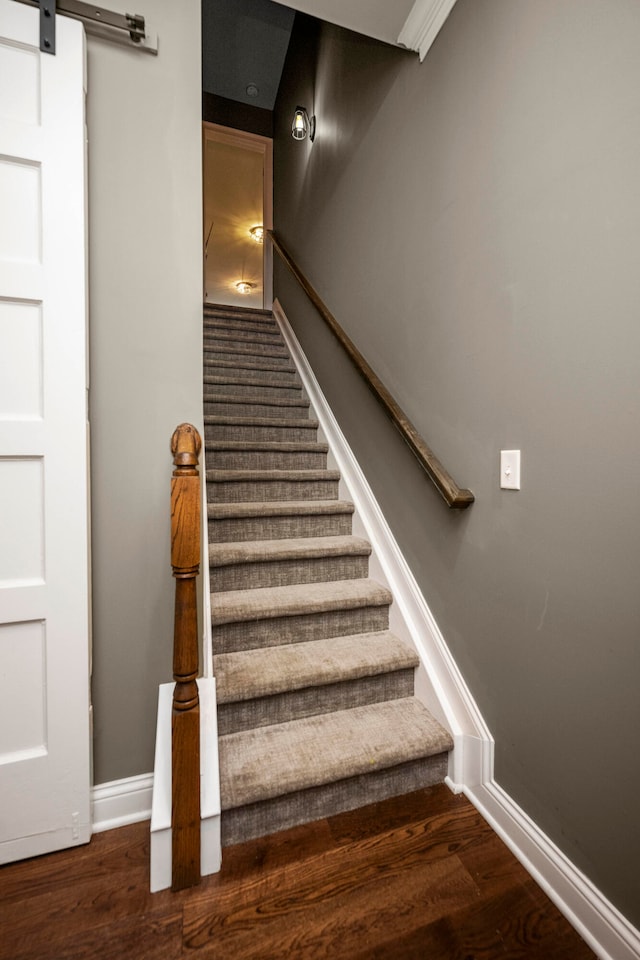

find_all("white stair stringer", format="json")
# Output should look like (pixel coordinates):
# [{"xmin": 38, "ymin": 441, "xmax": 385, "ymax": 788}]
[{"xmin": 272, "ymin": 298, "xmax": 494, "ymax": 792}]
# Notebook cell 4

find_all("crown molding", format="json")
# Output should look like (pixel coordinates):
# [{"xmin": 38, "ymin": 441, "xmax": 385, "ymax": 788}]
[{"xmin": 397, "ymin": 0, "xmax": 458, "ymax": 61}]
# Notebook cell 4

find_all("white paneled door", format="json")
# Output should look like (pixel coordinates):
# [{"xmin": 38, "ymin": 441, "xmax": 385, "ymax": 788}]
[{"xmin": 0, "ymin": 1, "xmax": 90, "ymax": 861}]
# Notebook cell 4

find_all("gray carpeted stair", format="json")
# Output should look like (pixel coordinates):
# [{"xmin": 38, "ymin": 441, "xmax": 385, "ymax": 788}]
[
  {"xmin": 207, "ymin": 499, "xmax": 355, "ymax": 542},
  {"xmin": 209, "ymin": 534, "xmax": 371, "ymax": 591},
  {"xmin": 204, "ymin": 303, "xmax": 453, "ymax": 846}
]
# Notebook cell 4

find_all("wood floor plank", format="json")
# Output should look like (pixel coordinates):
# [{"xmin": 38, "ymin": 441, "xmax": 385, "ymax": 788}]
[
  {"xmin": 183, "ymin": 851, "xmax": 478, "ymax": 958},
  {"xmin": 325, "ymin": 782, "xmax": 465, "ymax": 844},
  {"xmin": 183, "ymin": 792, "xmax": 484, "ymax": 922},
  {"xmin": 351, "ymin": 882, "xmax": 596, "ymax": 960},
  {"xmin": 0, "ymin": 824, "xmax": 185, "ymax": 958},
  {"xmin": 0, "ymin": 786, "xmax": 596, "ymax": 960},
  {"xmin": 8, "ymin": 908, "xmax": 184, "ymax": 960}
]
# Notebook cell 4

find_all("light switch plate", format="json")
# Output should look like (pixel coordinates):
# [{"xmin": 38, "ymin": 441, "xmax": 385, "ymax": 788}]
[{"xmin": 501, "ymin": 450, "xmax": 521, "ymax": 490}]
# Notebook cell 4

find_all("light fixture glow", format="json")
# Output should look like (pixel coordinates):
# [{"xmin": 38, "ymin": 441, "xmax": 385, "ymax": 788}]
[
  {"xmin": 250, "ymin": 225, "xmax": 264, "ymax": 243},
  {"xmin": 292, "ymin": 105, "xmax": 315, "ymax": 142},
  {"xmin": 235, "ymin": 280, "xmax": 255, "ymax": 295}
]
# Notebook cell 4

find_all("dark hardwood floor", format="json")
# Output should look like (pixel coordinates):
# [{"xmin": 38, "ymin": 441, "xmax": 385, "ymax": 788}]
[{"xmin": 0, "ymin": 784, "xmax": 596, "ymax": 959}]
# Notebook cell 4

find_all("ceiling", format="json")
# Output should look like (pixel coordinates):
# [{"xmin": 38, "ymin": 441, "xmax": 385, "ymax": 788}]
[
  {"xmin": 202, "ymin": 0, "xmax": 423, "ymax": 111},
  {"xmin": 202, "ymin": 0, "xmax": 295, "ymax": 111}
]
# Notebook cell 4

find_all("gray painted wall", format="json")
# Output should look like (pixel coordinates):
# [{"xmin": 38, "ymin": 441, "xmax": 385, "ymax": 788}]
[
  {"xmin": 274, "ymin": 1, "xmax": 640, "ymax": 926},
  {"xmin": 87, "ymin": 1, "xmax": 202, "ymax": 783}
]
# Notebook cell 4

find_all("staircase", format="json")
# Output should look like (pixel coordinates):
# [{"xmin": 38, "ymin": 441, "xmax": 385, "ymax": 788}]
[{"xmin": 204, "ymin": 303, "xmax": 453, "ymax": 847}]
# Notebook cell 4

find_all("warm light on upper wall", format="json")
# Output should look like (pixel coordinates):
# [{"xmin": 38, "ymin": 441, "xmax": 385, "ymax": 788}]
[
  {"xmin": 250, "ymin": 225, "xmax": 264, "ymax": 243},
  {"xmin": 292, "ymin": 106, "xmax": 315, "ymax": 142},
  {"xmin": 235, "ymin": 281, "xmax": 255, "ymax": 295}
]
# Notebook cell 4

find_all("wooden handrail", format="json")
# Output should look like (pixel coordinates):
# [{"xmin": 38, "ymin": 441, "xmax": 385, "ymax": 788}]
[
  {"xmin": 268, "ymin": 231, "xmax": 474, "ymax": 509},
  {"xmin": 170, "ymin": 423, "xmax": 202, "ymax": 890}
]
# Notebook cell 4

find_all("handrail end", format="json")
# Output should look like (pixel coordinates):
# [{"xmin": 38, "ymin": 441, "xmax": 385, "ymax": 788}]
[{"xmin": 449, "ymin": 489, "xmax": 475, "ymax": 510}]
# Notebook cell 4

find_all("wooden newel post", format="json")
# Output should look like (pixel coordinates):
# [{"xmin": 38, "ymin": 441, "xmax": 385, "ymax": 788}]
[{"xmin": 170, "ymin": 423, "xmax": 202, "ymax": 891}]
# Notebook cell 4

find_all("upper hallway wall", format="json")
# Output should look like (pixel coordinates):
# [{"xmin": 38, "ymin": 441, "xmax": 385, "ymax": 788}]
[
  {"xmin": 87, "ymin": 0, "xmax": 202, "ymax": 784},
  {"xmin": 273, "ymin": 0, "xmax": 640, "ymax": 928}
]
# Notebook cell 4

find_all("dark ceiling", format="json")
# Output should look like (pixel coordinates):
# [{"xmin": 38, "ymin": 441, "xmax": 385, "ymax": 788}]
[{"xmin": 202, "ymin": 0, "xmax": 296, "ymax": 112}]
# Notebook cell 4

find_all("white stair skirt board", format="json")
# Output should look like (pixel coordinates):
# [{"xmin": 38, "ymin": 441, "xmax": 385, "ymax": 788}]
[
  {"xmin": 272, "ymin": 299, "xmax": 492, "ymax": 791},
  {"xmin": 201, "ymin": 441, "xmax": 215, "ymax": 680},
  {"xmin": 272, "ymin": 300, "xmax": 640, "ymax": 960},
  {"xmin": 150, "ymin": 678, "xmax": 221, "ymax": 893},
  {"xmin": 464, "ymin": 780, "xmax": 640, "ymax": 960}
]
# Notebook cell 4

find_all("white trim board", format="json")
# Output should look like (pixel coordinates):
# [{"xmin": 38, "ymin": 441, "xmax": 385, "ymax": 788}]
[
  {"xmin": 272, "ymin": 298, "xmax": 640, "ymax": 960},
  {"xmin": 92, "ymin": 773, "xmax": 153, "ymax": 834},
  {"xmin": 398, "ymin": 0, "xmax": 458, "ymax": 61},
  {"xmin": 273, "ymin": 298, "xmax": 492, "ymax": 790}
]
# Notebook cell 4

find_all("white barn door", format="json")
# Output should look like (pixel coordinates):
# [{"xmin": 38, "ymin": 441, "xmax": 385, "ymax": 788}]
[{"xmin": 0, "ymin": 1, "xmax": 90, "ymax": 860}]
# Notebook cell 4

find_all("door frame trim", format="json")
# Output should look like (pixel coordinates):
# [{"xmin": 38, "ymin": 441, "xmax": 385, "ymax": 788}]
[{"xmin": 202, "ymin": 121, "xmax": 273, "ymax": 308}]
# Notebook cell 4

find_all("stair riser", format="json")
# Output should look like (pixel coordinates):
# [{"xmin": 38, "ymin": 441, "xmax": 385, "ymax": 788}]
[
  {"xmin": 207, "ymin": 449, "xmax": 327, "ymax": 471},
  {"xmin": 217, "ymin": 671, "xmax": 415, "ymax": 735},
  {"xmin": 204, "ymin": 346, "xmax": 290, "ymax": 364},
  {"xmin": 202, "ymin": 330, "xmax": 284, "ymax": 350},
  {"xmin": 213, "ymin": 605, "xmax": 390, "ymax": 654},
  {"xmin": 207, "ymin": 477, "xmax": 339, "ymax": 503},
  {"xmin": 204, "ymin": 364, "xmax": 299, "ymax": 383},
  {"xmin": 204, "ymin": 306, "xmax": 273, "ymax": 320},
  {"xmin": 208, "ymin": 513, "xmax": 353, "ymax": 543},
  {"xmin": 203, "ymin": 310, "xmax": 278, "ymax": 328},
  {"xmin": 205, "ymin": 423, "xmax": 318, "ymax": 443},
  {"xmin": 220, "ymin": 753, "xmax": 449, "ymax": 846},
  {"xmin": 204, "ymin": 400, "xmax": 309, "ymax": 419},
  {"xmin": 211, "ymin": 554, "xmax": 370, "ymax": 592},
  {"xmin": 204, "ymin": 381, "xmax": 304, "ymax": 400},
  {"xmin": 204, "ymin": 321, "xmax": 280, "ymax": 338}
]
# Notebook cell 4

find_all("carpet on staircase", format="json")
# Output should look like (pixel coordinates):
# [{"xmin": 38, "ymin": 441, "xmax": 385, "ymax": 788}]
[{"xmin": 204, "ymin": 302, "xmax": 453, "ymax": 847}]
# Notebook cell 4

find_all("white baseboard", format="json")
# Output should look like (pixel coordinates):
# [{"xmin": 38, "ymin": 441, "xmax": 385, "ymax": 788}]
[
  {"xmin": 465, "ymin": 780, "xmax": 640, "ymax": 960},
  {"xmin": 91, "ymin": 772, "xmax": 153, "ymax": 834}
]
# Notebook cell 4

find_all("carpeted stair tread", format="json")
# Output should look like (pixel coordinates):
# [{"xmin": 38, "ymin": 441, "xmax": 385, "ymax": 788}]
[
  {"xmin": 204, "ymin": 330, "xmax": 283, "ymax": 349},
  {"xmin": 203, "ymin": 341, "xmax": 291, "ymax": 367},
  {"xmin": 204, "ymin": 381, "xmax": 304, "ymax": 402},
  {"xmin": 204, "ymin": 342, "xmax": 290, "ymax": 360},
  {"xmin": 204, "ymin": 353, "xmax": 296, "ymax": 369},
  {"xmin": 204, "ymin": 415, "xmax": 318, "ymax": 431},
  {"xmin": 206, "ymin": 440, "xmax": 327, "ymax": 455},
  {"xmin": 204, "ymin": 374, "xmax": 302, "ymax": 390},
  {"xmin": 218, "ymin": 698, "xmax": 453, "ymax": 809},
  {"xmin": 204, "ymin": 303, "xmax": 273, "ymax": 321},
  {"xmin": 204, "ymin": 393, "xmax": 309, "ymax": 409},
  {"xmin": 207, "ymin": 467, "xmax": 339, "ymax": 483},
  {"xmin": 214, "ymin": 631, "xmax": 418, "ymax": 703},
  {"xmin": 209, "ymin": 534, "xmax": 370, "ymax": 569},
  {"xmin": 203, "ymin": 358, "xmax": 298, "ymax": 378},
  {"xmin": 203, "ymin": 318, "xmax": 279, "ymax": 336},
  {"xmin": 203, "ymin": 319, "xmax": 282, "ymax": 343},
  {"xmin": 207, "ymin": 499, "xmax": 356, "ymax": 545},
  {"xmin": 211, "ymin": 577, "xmax": 392, "ymax": 626},
  {"xmin": 208, "ymin": 499, "xmax": 353, "ymax": 520}
]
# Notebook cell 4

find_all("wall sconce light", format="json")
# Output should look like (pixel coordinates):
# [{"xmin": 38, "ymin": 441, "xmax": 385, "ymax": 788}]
[
  {"xmin": 249, "ymin": 225, "xmax": 264, "ymax": 243},
  {"xmin": 235, "ymin": 280, "xmax": 255, "ymax": 295},
  {"xmin": 291, "ymin": 106, "xmax": 315, "ymax": 142}
]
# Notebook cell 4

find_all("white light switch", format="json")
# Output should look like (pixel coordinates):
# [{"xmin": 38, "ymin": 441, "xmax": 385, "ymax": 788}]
[{"xmin": 500, "ymin": 450, "xmax": 521, "ymax": 490}]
